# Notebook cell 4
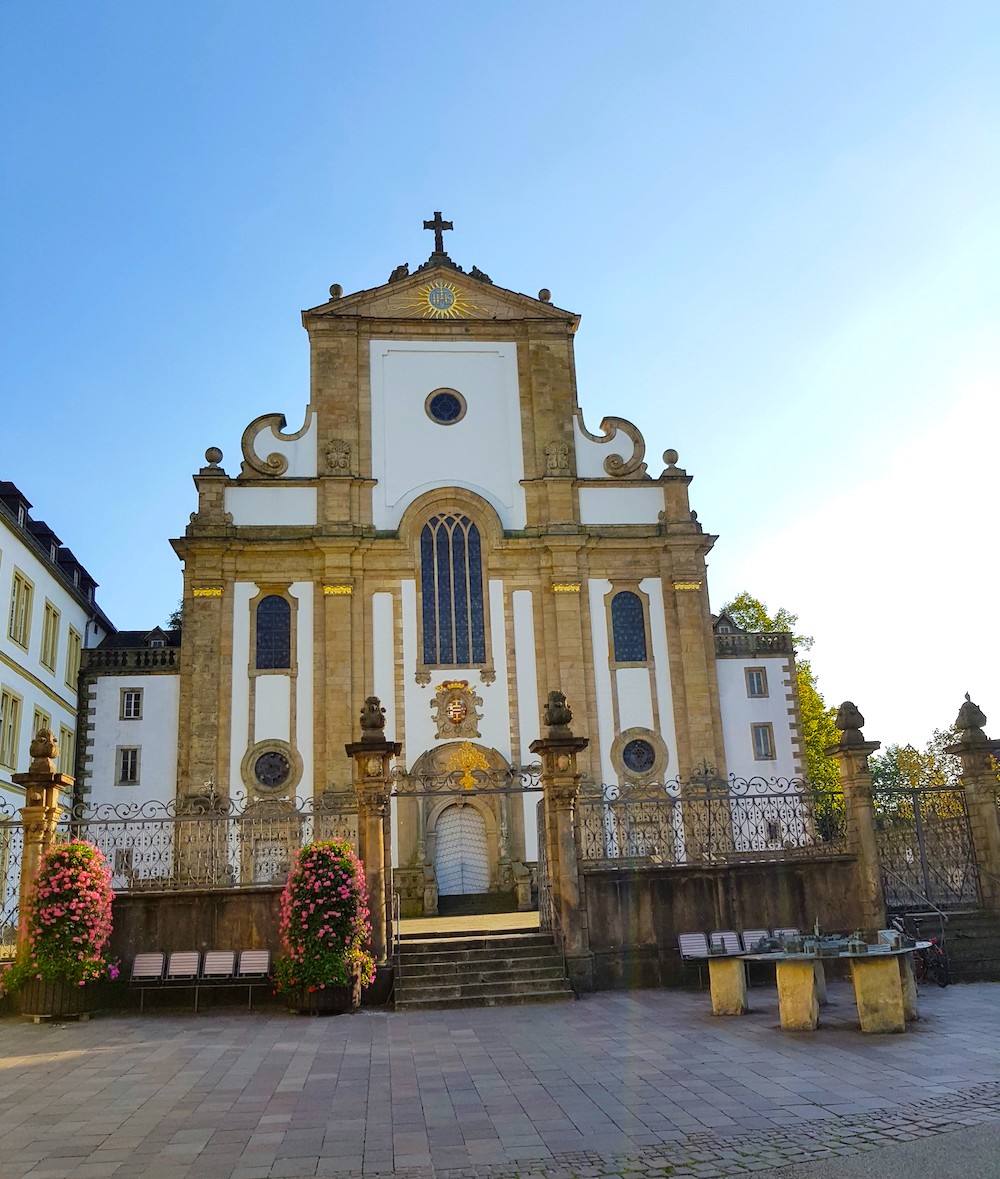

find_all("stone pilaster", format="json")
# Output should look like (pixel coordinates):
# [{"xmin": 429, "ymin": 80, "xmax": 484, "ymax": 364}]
[
  {"xmin": 529, "ymin": 691, "xmax": 593, "ymax": 992},
  {"xmin": 946, "ymin": 695, "xmax": 1000, "ymax": 912},
  {"xmin": 13, "ymin": 731, "xmax": 73, "ymax": 950},
  {"xmin": 345, "ymin": 697, "xmax": 400, "ymax": 967},
  {"xmin": 825, "ymin": 702, "xmax": 886, "ymax": 932}
]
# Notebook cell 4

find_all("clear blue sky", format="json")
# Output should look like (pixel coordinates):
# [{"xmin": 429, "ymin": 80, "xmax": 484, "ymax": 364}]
[{"xmin": 2, "ymin": 2, "xmax": 998, "ymax": 746}]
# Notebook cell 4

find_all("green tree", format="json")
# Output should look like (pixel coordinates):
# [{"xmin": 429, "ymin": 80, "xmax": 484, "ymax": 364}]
[
  {"xmin": 720, "ymin": 592, "xmax": 840, "ymax": 790},
  {"xmin": 166, "ymin": 599, "xmax": 182, "ymax": 631}
]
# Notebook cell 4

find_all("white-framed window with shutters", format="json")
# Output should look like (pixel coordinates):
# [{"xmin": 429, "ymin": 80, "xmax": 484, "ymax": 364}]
[
  {"xmin": 751, "ymin": 722, "xmax": 776, "ymax": 761},
  {"xmin": 8, "ymin": 569, "xmax": 33, "ymax": 650},
  {"xmin": 120, "ymin": 688, "xmax": 143, "ymax": 720},
  {"xmin": 117, "ymin": 746, "xmax": 140, "ymax": 786},
  {"xmin": 59, "ymin": 725, "xmax": 76, "ymax": 777},
  {"xmin": 0, "ymin": 687, "xmax": 22, "ymax": 770},
  {"xmin": 40, "ymin": 601, "xmax": 61, "ymax": 671},
  {"xmin": 32, "ymin": 707, "xmax": 51, "ymax": 739},
  {"xmin": 65, "ymin": 627, "xmax": 83, "ymax": 688}
]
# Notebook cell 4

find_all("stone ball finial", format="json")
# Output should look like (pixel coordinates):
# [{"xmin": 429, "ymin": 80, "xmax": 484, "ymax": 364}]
[
  {"xmin": 835, "ymin": 701, "xmax": 866, "ymax": 746},
  {"xmin": 955, "ymin": 693, "xmax": 988, "ymax": 740},
  {"xmin": 538, "ymin": 288, "xmax": 551, "ymax": 303},
  {"xmin": 543, "ymin": 689, "xmax": 573, "ymax": 734},
  {"xmin": 29, "ymin": 728, "xmax": 59, "ymax": 773},
  {"xmin": 359, "ymin": 696, "xmax": 386, "ymax": 742},
  {"xmin": 663, "ymin": 448, "xmax": 679, "ymax": 467},
  {"xmin": 329, "ymin": 283, "xmax": 343, "ymax": 299},
  {"xmin": 205, "ymin": 446, "xmax": 223, "ymax": 466}
]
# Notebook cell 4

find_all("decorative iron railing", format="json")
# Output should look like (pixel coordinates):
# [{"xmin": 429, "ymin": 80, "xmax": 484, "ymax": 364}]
[
  {"xmin": 576, "ymin": 773, "xmax": 847, "ymax": 868},
  {"xmin": 0, "ymin": 799, "xmax": 24, "ymax": 950},
  {"xmin": 874, "ymin": 784, "xmax": 981, "ymax": 910},
  {"xmin": 66, "ymin": 791, "xmax": 357, "ymax": 894},
  {"xmin": 390, "ymin": 763, "xmax": 542, "ymax": 796}
]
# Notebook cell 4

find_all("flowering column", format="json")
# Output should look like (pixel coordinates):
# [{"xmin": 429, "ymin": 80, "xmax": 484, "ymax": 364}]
[
  {"xmin": 345, "ymin": 697, "xmax": 400, "ymax": 967},
  {"xmin": 13, "ymin": 730, "xmax": 73, "ymax": 950}
]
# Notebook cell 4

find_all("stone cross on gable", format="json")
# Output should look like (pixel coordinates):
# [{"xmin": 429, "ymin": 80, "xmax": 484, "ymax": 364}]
[{"xmin": 423, "ymin": 211, "xmax": 453, "ymax": 253}]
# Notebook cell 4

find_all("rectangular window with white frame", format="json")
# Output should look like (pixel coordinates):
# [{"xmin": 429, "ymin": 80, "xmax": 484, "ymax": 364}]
[
  {"xmin": 65, "ymin": 627, "xmax": 83, "ymax": 688},
  {"xmin": 751, "ymin": 722, "xmax": 776, "ymax": 761},
  {"xmin": 0, "ymin": 687, "xmax": 23, "ymax": 770},
  {"xmin": 59, "ymin": 725, "xmax": 76, "ymax": 777},
  {"xmin": 40, "ymin": 601, "xmax": 60, "ymax": 671},
  {"xmin": 116, "ymin": 746, "xmax": 140, "ymax": 786},
  {"xmin": 8, "ymin": 569, "xmax": 34, "ymax": 650},
  {"xmin": 745, "ymin": 667, "xmax": 768, "ymax": 698},
  {"xmin": 120, "ymin": 688, "xmax": 143, "ymax": 720}
]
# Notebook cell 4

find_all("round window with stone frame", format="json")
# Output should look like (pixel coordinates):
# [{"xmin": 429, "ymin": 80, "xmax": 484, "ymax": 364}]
[
  {"xmin": 611, "ymin": 727, "xmax": 668, "ymax": 783},
  {"xmin": 425, "ymin": 388, "xmax": 467, "ymax": 426},
  {"xmin": 240, "ymin": 739, "xmax": 303, "ymax": 797}
]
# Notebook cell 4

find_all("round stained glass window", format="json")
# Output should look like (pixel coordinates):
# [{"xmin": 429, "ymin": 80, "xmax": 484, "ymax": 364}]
[
  {"xmin": 622, "ymin": 739, "xmax": 656, "ymax": 774},
  {"xmin": 425, "ymin": 388, "xmax": 466, "ymax": 425},
  {"xmin": 254, "ymin": 751, "xmax": 291, "ymax": 789}
]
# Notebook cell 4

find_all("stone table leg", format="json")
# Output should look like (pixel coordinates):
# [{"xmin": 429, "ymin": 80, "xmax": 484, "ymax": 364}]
[
  {"xmin": 775, "ymin": 959, "xmax": 819, "ymax": 1030},
  {"xmin": 708, "ymin": 957, "xmax": 747, "ymax": 1016},
  {"xmin": 850, "ymin": 956, "xmax": 906, "ymax": 1033},
  {"xmin": 814, "ymin": 960, "xmax": 828, "ymax": 1006},
  {"xmin": 899, "ymin": 953, "xmax": 919, "ymax": 1022}
]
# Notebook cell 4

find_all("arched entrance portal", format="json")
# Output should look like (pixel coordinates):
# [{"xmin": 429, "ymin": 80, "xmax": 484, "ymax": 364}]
[
  {"xmin": 393, "ymin": 741, "xmax": 537, "ymax": 916},
  {"xmin": 434, "ymin": 804, "xmax": 489, "ymax": 896}
]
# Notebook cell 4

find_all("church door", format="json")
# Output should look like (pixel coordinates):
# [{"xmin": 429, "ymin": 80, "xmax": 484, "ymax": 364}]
[{"xmin": 434, "ymin": 804, "xmax": 489, "ymax": 895}]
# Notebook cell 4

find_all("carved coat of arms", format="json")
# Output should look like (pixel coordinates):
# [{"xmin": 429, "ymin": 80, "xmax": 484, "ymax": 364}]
[{"xmin": 430, "ymin": 680, "xmax": 482, "ymax": 739}]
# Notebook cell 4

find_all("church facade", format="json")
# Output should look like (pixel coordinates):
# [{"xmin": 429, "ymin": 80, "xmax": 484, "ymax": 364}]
[{"xmin": 78, "ymin": 220, "xmax": 804, "ymax": 912}]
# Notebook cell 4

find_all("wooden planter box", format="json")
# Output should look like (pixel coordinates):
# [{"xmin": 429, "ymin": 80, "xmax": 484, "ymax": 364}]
[
  {"xmin": 19, "ymin": 977, "xmax": 101, "ymax": 1022},
  {"xmin": 286, "ymin": 971, "xmax": 361, "ymax": 1015}
]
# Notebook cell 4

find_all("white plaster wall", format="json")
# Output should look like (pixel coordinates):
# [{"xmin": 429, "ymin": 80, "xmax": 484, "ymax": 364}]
[
  {"xmin": 587, "ymin": 578, "xmax": 617, "ymax": 785},
  {"xmin": 400, "ymin": 578, "xmax": 513, "ymax": 763},
  {"xmin": 229, "ymin": 583, "xmax": 255, "ymax": 794},
  {"xmin": 84, "ymin": 674, "xmax": 179, "ymax": 808},
  {"xmin": 254, "ymin": 676, "xmax": 290, "ymax": 743},
  {"xmin": 244, "ymin": 411, "xmax": 317, "ymax": 478},
  {"xmin": 224, "ymin": 486, "xmax": 318, "ymax": 526},
  {"xmin": 512, "ymin": 590, "xmax": 540, "ymax": 860},
  {"xmin": 642, "ymin": 578, "xmax": 679, "ymax": 775},
  {"xmin": 578, "ymin": 486, "xmax": 665, "ymax": 525},
  {"xmin": 371, "ymin": 591, "xmax": 398, "ymax": 866},
  {"xmin": 369, "ymin": 340, "xmax": 526, "ymax": 530},
  {"xmin": 615, "ymin": 667, "xmax": 654, "ymax": 731},
  {"xmin": 291, "ymin": 581, "xmax": 313, "ymax": 804},
  {"xmin": 716, "ymin": 657, "xmax": 799, "ymax": 782},
  {"xmin": 372, "ymin": 593, "xmax": 396, "ymax": 739}
]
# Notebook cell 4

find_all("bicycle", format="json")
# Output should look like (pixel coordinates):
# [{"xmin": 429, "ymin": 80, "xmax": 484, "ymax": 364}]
[{"xmin": 891, "ymin": 914, "xmax": 950, "ymax": 987}]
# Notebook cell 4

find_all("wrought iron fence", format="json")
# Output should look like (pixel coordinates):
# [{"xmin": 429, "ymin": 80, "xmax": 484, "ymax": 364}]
[
  {"xmin": 1, "ymin": 798, "xmax": 24, "ymax": 951},
  {"xmin": 576, "ymin": 773, "xmax": 847, "ymax": 868},
  {"xmin": 874, "ymin": 784, "xmax": 981, "ymax": 910}
]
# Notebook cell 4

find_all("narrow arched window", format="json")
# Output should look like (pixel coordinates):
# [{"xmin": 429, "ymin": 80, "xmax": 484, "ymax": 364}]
[
  {"xmin": 256, "ymin": 595, "xmax": 291, "ymax": 669},
  {"xmin": 421, "ymin": 515, "xmax": 486, "ymax": 665},
  {"xmin": 611, "ymin": 591, "xmax": 647, "ymax": 662}
]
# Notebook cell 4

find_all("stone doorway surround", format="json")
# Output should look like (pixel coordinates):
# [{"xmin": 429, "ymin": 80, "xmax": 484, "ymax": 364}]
[{"xmin": 392, "ymin": 741, "xmax": 537, "ymax": 917}]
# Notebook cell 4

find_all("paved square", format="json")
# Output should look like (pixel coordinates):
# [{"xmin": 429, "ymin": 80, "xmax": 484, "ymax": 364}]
[{"xmin": 2, "ymin": 981, "xmax": 1000, "ymax": 1178}]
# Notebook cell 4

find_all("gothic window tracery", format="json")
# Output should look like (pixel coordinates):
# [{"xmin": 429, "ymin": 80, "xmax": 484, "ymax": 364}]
[
  {"xmin": 256, "ymin": 595, "xmax": 291, "ymax": 669},
  {"xmin": 420, "ymin": 514, "xmax": 486, "ymax": 665}
]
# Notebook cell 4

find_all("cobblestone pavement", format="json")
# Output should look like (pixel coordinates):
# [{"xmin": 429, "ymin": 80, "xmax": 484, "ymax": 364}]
[{"xmin": 2, "ymin": 981, "xmax": 999, "ymax": 1179}]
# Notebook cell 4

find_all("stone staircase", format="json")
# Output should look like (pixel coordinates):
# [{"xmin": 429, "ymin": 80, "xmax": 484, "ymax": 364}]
[{"xmin": 393, "ymin": 928, "xmax": 574, "ymax": 1010}]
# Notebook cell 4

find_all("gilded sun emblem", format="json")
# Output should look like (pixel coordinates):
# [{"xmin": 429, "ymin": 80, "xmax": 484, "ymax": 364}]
[{"xmin": 401, "ymin": 280, "xmax": 484, "ymax": 320}]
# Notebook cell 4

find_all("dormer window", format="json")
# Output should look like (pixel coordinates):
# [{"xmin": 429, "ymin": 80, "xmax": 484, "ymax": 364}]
[
  {"xmin": 49, "ymin": 543, "xmax": 57, "ymax": 561},
  {"xmin": 17, "ymin": 505, "xmax": 25, "ymax": 527},
  {"xmin": 149, "ymin": 638, "xmax": 165, "ymax": 648}
]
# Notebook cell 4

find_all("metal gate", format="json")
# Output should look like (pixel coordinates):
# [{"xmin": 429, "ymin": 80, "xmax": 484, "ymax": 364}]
[{"xmin": 874, "ymin": 785, "xmax": 981, "ymax": 911}]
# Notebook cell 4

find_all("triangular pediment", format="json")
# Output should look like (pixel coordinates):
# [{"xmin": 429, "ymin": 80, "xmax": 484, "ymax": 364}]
[{"xmin": 303, "ymin": 262, "xmax": 578, "ymax": 326}]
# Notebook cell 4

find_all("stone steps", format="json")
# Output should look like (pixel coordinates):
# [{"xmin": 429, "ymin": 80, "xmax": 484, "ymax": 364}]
[{"xmin": 394, "ymin": 929, "xmax": 574, "ymax": 1010}]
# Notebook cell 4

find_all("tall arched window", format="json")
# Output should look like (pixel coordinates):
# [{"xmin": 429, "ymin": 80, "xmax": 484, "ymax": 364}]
[
  {"xmin": 611, "ymin": 591, "xmax": 647, "ymax": 662},
  {"xmin": 421, "ymin": 515, "xmax": 486, "ymax": 665},
  {"xmin": 256, "ymin": 595, "xmax": 291, "ymax": 669}
]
